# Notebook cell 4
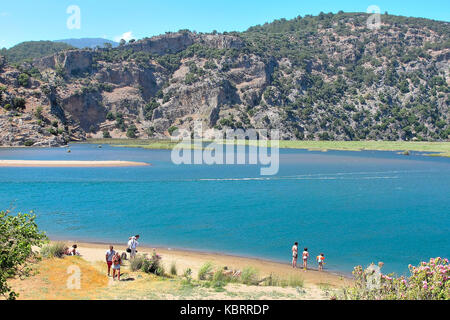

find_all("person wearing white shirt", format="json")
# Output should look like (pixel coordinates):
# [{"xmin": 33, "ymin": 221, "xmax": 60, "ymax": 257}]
[
  {"xmin": 105, "ymin": 245, "xmax": 116, "ymax": 276},
  {"xmin": 127, "ymin": 235, "xmax": 140, "ymax": 259}
]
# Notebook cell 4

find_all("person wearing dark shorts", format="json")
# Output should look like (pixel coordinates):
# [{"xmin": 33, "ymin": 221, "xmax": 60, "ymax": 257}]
[{"xmin": 292, "ymin": 242, "xmax": 299, "ymax": 268}]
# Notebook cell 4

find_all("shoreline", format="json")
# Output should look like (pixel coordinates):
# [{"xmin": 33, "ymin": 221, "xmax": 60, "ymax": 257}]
[
  {"xmin": 78, "ymin": 139, "xmax": 450, "ymax": 158},
  {"xmin": 54, "ymin": 239, "xmax": 353, "ymax": 288},
  {"xmin": 0, "ymin": 160, "xmax": 150, "ymax": 167}
]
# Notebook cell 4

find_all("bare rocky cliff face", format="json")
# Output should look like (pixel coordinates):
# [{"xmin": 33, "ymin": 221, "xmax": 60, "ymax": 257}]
[{"xmin": 0, "ymin": 13, "xmax": 449, "ymax": 146}]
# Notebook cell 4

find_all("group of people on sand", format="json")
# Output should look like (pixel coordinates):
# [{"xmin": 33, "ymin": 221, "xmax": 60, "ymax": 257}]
[
  {"xmin": 64, "ymin": 244, "xmax": 80, "ymax": 256},
  {"xmin": 291, "ymin": 242, "xmax": 325, "ymax": 271},
  {"xmin": 104, "ymin": 235, "xmax": 140, "ymax": 281}
]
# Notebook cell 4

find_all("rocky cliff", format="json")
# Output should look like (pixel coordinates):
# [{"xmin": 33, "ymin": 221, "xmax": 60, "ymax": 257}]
[{"xmin": 0, "ymin": 12, "xmax": 448, "ymax": 146}]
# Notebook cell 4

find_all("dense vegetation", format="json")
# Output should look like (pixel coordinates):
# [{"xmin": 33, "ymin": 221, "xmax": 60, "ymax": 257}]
[
  {"xmin": 343, "ymin": 258, "xmax": 449, "ymax": 300},
  {"xmin": 0, "ymin": 210, "xmax": 47, "ymax": 299},
  {"xmin": 0, "ymin": 41, "xmax": 74, "ymax": 64},
  {"xmin": 1, "ymin": 12, "xmax": 449, "ymax": 144},
  {"xmin": 89, "ymin": 12, "xmax": 449, "ymax": 141}
]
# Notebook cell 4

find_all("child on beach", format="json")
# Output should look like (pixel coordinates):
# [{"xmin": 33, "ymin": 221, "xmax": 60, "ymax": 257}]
[
  {"xmin": 302, "ymin": 248, "xmax": 309, "ymax": 271},
  {"xmin": 105, "ymin": 245, "xmax": 116, "ymax": 277},
  {"xmin": 316, "ymin": 253, "xmax": 325, "ymax": 271},
  {"xmin": 292, "ymin": 242, "xmax": 299, "ymax": 268},
  {"xmin": 112, "ymin": 252, "xmax": 122, "ymax": 281}
]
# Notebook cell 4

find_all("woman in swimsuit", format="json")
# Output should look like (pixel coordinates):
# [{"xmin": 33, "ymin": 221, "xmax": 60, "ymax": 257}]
[
  {"xmin": 292, "ymin": 242, "xmax": 298, "ymax": 268},
  {"xmin": 112, "ymin": 252, "xmax": 122, "ymax": 281},
  {"xmin": 302, "ymin": 248, "xmax": 309, "ymax": 271}
]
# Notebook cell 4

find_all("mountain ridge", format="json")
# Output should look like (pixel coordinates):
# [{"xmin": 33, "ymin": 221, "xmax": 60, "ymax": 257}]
[
  {"xmin": 0, "ymin": 12, "xmax": 448, "ymax": 147},
  {"xmin": 54, "ymin": 38, "xmax": 119, "ymax": 49}
]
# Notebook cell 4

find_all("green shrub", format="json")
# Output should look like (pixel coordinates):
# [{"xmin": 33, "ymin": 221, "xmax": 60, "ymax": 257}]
[
  {"xmin": 170, "ymin": 262, "xmax": 177, "ymax": 276},
  {"xmin": 182, "ymin": 268, "xmax": 193, "ymax": 285},
  {"xmin": 102, "ymin": 130, "xmax": 111, "ymax": 139},
  {"xmin": 155, "ymin": 265, "xmax": 165, "ymax": 276},
  {"xmin": 24, "ymin": 140, "xmax": 34, "ymax": 147},
  {"xmin": 18, "ymin": 73, "xmax": 30, "ymax": 87},
  {"xmin": 140, "ymin": 253, "xmax": 164, "ymax": 276},
  {"xmin": 198, "ymin": 262, "xmax": 214, "ymax": 280},
  {"xmin": 0, "ymin": 210, "xmax": 47, "ymax": 299},
  {"xmin": 106, "ymin": 111, "xmax": 115, "ymax": 121},
  {"xmin": 34, "ymin": 106, "xmax": 43, "ymax": 120},
  {"xmin": 129, "ymin": 255, "xmax": 146, "ymax": 271},
  {"xmin": 168, "ymin": 126, "xmax": 178, "ymax": 136},
  {"xmin": 41, "ymin": 242, "xmax": 66, "ymax": 258},
  {"xmin": 126, "ymin": 124, "xmax": 138, "ymax": 138},
  {"xmin": 210, "ymin": 268, "xmax": 233, "ymax": 289},
  {"xmin": 12, "ymin": 97, "xmax": 26, "ymax": 110},
  {"xmin": 240, "ymin": 267, "xmax": 259, "ymax": 285}
]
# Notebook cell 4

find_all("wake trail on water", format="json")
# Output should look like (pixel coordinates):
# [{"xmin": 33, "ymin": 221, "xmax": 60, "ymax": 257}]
[{"xmin": 194, "ymin": 170, "xmax": 409, "ymax": 182}]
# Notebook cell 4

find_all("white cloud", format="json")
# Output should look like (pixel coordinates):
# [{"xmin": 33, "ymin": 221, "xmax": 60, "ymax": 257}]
[
  {"xmin": 114, "ymin": 31, "xmax": 134, "ymax": 43},
  {"xmin": 0, "ymin": 12, "xmax": 10, "ymax": 17}
]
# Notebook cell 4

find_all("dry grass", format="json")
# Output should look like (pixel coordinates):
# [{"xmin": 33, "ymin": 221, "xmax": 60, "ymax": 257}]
[
  {"xmin": 8, "ymin": 255, "xmax": 333, "ymax": 300},
  {"xmin": 9, "ymin": 256, "xmax": 109, "ymax": 300}
]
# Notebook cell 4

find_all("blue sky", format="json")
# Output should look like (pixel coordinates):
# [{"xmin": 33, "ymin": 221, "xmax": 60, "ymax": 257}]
[{"xmin": 1, "ymin": 0, "xmax": 449, "ymax": 48}]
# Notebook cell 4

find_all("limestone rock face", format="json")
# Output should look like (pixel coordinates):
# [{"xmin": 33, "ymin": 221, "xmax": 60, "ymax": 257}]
[
  {"xmin": 33, "ymin": 50, "xmax": 93, "ymax": 75},
  {"xmin": 0, "ymin": 15, "xmax": 449, "ymax": 146}
]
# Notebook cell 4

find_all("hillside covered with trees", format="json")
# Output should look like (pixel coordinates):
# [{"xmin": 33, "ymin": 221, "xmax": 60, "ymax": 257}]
[
  {"xmin": 0, "ymin": 12, "xmax": 448, "ymax": 146},
  {"xmin": 0, "ymin": 41, "xmax": 75, "ymax": 65}
]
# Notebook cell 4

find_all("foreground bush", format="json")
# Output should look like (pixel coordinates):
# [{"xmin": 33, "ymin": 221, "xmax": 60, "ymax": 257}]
[
  {"xmin": 343, "ymin": 258, "xmax": 449, "ymax": 300},
  {"xmin": 142, "ymin": 253, "xmax": 164, "ymax": 276},
  {"xmin": 0, "ymin": 210, "xmax": 47, "ymax": 300},
  {"xmin": 130, "ymin": 253, "xmax": 164, "ymax": 276},
  {"xmin": 40, "ymin": 242, "xmax": 66, "ymax": 258},
  {"xmin": 129, "ymin": 255, "xmax": 146, "ymax": 272},
  {"xmin": 170, "ymin": 262, "xmax": 177, "ymax": 276},
  {"xmin": 240, "ymin": 267, "xmax": 259, "ymax": 285},
  {"xmin": 198, "ymin": 262, "xmax": 214, "ymax": 280}
]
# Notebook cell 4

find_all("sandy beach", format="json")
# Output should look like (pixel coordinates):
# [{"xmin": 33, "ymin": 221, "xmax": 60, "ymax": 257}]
[
  {"xmin": 0, "ymin": 160, "xmax": 150, "ymax": 167},
  {"xmin": 69, "ymin": 241, "xmax": 351, "ymax": 288},
  {"xmin": 9, "ymin": 243, "xmax": 353, "ymax": 300}
]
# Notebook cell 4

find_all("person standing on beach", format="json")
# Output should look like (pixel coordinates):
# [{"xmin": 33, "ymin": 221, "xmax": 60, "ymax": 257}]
[
  {"xmin": 105, "ymin": 245, "xmax": 116, "ymax": 276},
  {"xmin": 128, "ymin": 235, "xmax": 140, "ymax": 259},
  {"xmin": 317, "ymin": 253, "xmax": 325, "ymax": 271},
  {"xmin": 112, "ymin": 252, "xmax": 122, "ymax": 281},
  {"xmin": 292, "ymin": 242, "xmax": 299, "ymax": 268},
  {"xmin": 302, "ymin": 248, "xmax": 309, "ymax": 271}
]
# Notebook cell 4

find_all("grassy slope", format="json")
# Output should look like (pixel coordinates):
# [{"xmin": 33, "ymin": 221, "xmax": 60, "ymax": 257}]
[
  {"xmin": 81, "ymin": 139, "xmax": 450, "ymax": 157},
  {"xmin": 8, "ymin": 256, "xmax": 334, "ymax": 300}
]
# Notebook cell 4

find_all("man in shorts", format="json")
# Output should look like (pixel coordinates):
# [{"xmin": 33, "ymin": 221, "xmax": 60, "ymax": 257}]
[
  {"xmin": 292, "ymin": 242, "xmax": 299, "ymax": 268},
  {"xmin": 128, "ymin": 235, "xmax": 140, "ymax": 259},
  {"xmin": 105, "ymin": 245, "xmax": 116, "ymax": 276}
]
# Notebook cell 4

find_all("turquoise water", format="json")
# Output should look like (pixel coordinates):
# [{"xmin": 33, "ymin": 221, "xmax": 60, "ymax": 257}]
[{"xmin": 0, "ymin": 144, "xmax": 449, "ymax": 275}]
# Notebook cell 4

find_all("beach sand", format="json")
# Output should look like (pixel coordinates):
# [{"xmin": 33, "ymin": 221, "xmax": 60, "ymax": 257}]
[
  {"xmin": 9, "ymin": 241, "xmax": 352, "ymax": 300},
  {"xmin": 73, "ymin": 241, "xmax": 351, "ymax": 288},
  {"xmin": 0, "ymin": 160, "xmax": 150, "ymax": 167}
]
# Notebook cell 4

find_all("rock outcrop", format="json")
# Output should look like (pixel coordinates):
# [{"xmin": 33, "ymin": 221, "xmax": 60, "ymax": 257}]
[{"xmin": 0, "ymin": 13, "xmax": 449, "ymax": 146}]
